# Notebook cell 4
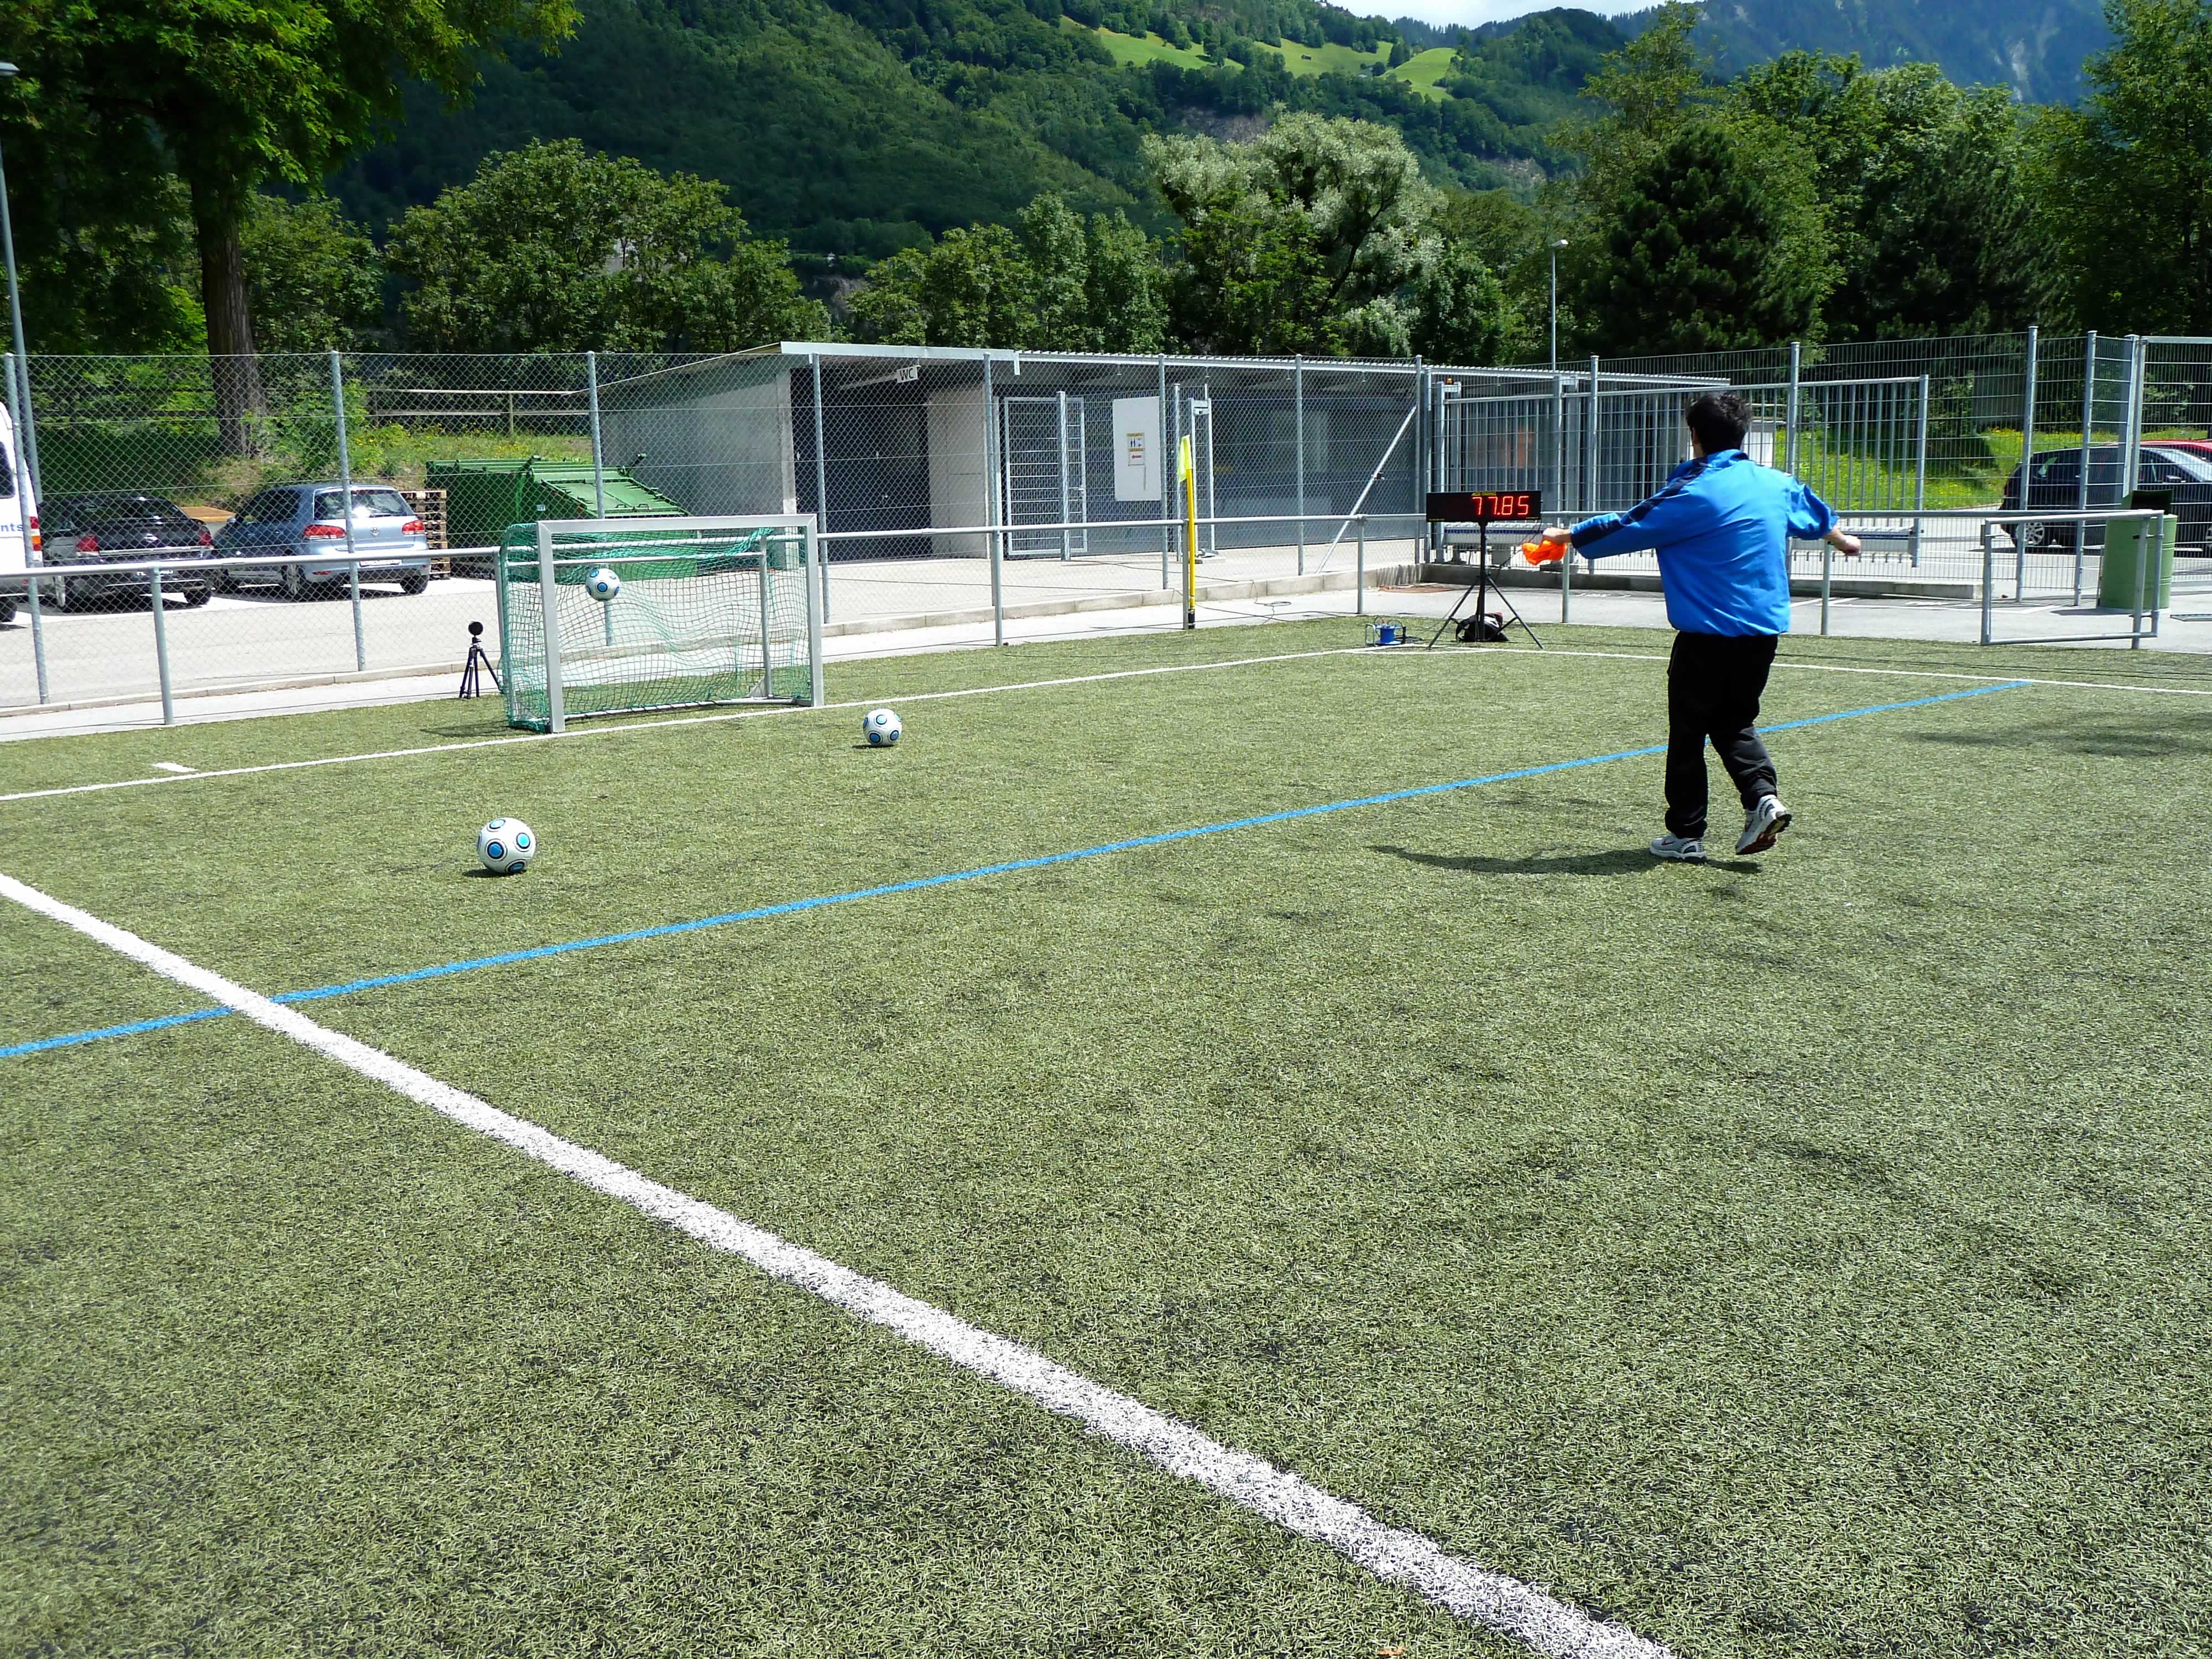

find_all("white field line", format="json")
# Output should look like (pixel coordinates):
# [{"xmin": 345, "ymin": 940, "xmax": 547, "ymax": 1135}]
[
  {"xmin": 0, "ymin": 867, "xmax": 1667, "ymax": 1659},
  {"xmin": 1507, "ymin": 646, "xmax": 2212, "ymax": 697},
  {"xmin": 6, "ymin": 637, "xmax": 2203, "ymax": 810},
  {"xmin": 0, "ymin": 647, "xmax": 1382, "ymax": 806},
  {"xmin": 150, "ymin": 761, "xmax": 196, "ymax": 774}
]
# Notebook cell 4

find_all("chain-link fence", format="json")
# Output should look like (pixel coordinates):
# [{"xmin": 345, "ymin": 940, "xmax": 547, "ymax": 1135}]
[{"xmin": 3, "ymin": 330, "xmax": 2206, "ymax": 721}]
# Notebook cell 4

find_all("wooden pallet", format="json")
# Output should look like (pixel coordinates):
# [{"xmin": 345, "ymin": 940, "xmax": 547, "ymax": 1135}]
[{"xmin": 401, "ymin": 487, "xmax": 452, "ymax": 577}]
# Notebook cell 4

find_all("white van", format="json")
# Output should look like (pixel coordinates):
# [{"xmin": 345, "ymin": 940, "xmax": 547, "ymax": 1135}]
[{"xmin": 0, "ymin": 397, "xmax": 43, "ymax": 625}]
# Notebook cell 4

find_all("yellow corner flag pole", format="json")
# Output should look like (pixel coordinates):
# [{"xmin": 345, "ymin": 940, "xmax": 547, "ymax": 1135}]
[{"xmin": 1179, "ymin": 433, "xmax": 1197, "ymax": 631}]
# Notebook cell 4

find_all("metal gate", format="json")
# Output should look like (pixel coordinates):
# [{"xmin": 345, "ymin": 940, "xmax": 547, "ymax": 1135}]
[
  {"xmin": 1169, "ymin": 385, "xmax": 1217, "ymax": 557},
  {"xmin": 1441, "ymin": 373, "xmax": 1929, "ymax": 522},
  {"xmin": 999, "ymin": 393, "xmax": 1087, "ymax": 558}
]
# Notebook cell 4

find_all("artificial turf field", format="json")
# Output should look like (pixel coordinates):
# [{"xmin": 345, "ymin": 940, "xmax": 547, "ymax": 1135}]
[{"xmin": 2, "ymin": 618, "xmax": 2209, "ymax": 1658}]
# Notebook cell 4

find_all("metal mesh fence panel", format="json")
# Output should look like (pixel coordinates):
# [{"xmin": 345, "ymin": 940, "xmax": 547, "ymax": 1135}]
[{"xmin": 4, "ymin": 332, "xmax": 2202, "ymax": 719}]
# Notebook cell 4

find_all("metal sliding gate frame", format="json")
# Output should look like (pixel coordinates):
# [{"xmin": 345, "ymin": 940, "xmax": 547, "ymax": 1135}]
[{"xmin": 999, "ymin": 392, "xmax": 1088, "ymax": 559}]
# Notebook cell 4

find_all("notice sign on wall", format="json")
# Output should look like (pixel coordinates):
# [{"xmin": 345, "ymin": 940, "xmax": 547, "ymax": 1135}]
[{"xmin": 1113, "ymin": 396, "xmax": 1161, "ymax": 502}]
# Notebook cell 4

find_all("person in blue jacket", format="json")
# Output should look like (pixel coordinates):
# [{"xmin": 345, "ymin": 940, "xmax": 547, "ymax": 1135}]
[{"xmin": 1542, "ymin": 391, "xmax": 1861, "ymax": 862}]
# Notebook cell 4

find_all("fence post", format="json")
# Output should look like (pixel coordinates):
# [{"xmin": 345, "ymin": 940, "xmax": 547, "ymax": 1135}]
[
  {"xmin": 1550, "ymin": 371, "xmax": 1564, "ymax": 510},
  {"xmin": 1414, "ymin": 356, "xmax": 1429, "ymax": 561},
  {"xmin": 1911, "ymin": 373, "xmax": 1929, "ymax": 567},
  {"xmin": 811, "ymin": 352, "xmax": 831, "ymax": 624},
  {"xmin": 2121, "ymin": 334, "xmax": 2144, "ymax": 497},
  {"xmin": 1820, "ymin": 534, "xmax": 1832, "ymax": 637},
  {"xmin": 586, "ymin": 352, "xmax": 608, "ymax": 518},
  {"xmin": 150, "ymin": 562, "xmax": 174, "ymax": 724},
  {"xmin": 1979, "ymin": 522, "xmax": 1995, "ymax": 645},
  {"xmin": 1157, "ymin": 354, "xmax": 1170, "ymax": 590},
  {"xmin": 9, "ymin": 352, "xmax": 48, "ymax": 703},
  {"xmin": 2131, "ymin": 509, "xmax": 2149, "ymax": 650},
  {"xmin": 1585, "ymin": 356, "xmax": 1600, "ymax": 513},
  {"xmin": 587, "ymin": 351, "xmax": 613, "ymax": 648},
  {"xmin": 2016, "ymin": 326, "xmax": 2037, "ymax": 599},
  {"xmin": 331, "ymin": 351, "xmax": 365, "ymax": 672},
  {"xmin": 1785, "ymin": 340, "xmax": 1801, "ymax": 476},
  {"xmin": 983, "ymin": 355, "xmax": 1003, "ymax": 645},
  {"xmin": 2074, "ymin": 330, "xmax": 2096, "ymax": 603},
  {"xmin": 1294, "ymin": 355, "xmax": 1305, "ymax": 577}
]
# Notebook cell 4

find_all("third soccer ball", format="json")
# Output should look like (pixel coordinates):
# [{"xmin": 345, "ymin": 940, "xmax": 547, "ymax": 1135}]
[
  {"xmin": 863, "ymin": 708, "xmax": 901, "ymax": 747},
  {"xmin": 584, "ymin": 567, "xmax": 622, "ymax": 603},
  {"xmin": 478, "ymin": 817, "xmax": 538, "ymax": 874}
]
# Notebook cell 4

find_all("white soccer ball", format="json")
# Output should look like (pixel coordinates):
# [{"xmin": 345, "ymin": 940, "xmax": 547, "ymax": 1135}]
[
  {"xmin": 584, "ymin": 566, "xmax": 622, "ymax": 603},
  {"xmin": 863, "ymin": 707, "xmax": 901, "ymax": 747},
  {"xmin": 477, "ymin": 816, "xmax": 538, "ymax": 874}
]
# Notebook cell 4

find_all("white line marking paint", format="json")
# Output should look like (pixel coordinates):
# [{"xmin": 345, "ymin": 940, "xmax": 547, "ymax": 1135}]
[
  {"xmin": 0, "ymin": 648, "xmax": 1381, "ymax": 806},
  {"xmin": 150, "ymin": 761, "xmax": 195, "ymax": 774},
  {"xmin": 0, "ymin": 865, "xmax": 1667, "ymax": 1659},
  {"xmin": 6, "ymin": 636, "xmax": 2201, "ymax": 810}
]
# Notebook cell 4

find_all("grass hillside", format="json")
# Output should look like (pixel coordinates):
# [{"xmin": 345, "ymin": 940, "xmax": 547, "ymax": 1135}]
[{"xmin": 335, "ymin": 0, "xmax": 1626, "ymax": 260}]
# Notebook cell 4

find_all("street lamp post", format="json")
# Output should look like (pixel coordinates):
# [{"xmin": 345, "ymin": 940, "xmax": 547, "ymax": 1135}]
[
  {"xmin": 1547, "ymin": 238, "xmax": 1568, "ymax": 374},
  {"xmin": 0, "ymin": 62, "xmax": 38, "ymax": 495}
]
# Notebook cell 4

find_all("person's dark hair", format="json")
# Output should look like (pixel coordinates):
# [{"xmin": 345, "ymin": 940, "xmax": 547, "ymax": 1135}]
[{"xmin": 1684, "ymin": 391, "xmax": 1750, "ymax": 453}]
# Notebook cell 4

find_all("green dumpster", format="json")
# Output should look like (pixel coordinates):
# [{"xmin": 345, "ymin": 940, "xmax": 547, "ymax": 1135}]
[
  {"xmin": 427, "ymin": 459, "xmax": 684, "ymax": 573},
  {"xmin": 2097, "ymin": 513, "xmax": 2176, "ymax": 609}
]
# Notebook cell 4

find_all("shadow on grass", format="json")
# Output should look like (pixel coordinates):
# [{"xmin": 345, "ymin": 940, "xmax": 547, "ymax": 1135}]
[
  {"xmin": 1372, "ymin": 843, "xmax": 1766, "ymax": 877},
  {"xmin": 1910, "ymin": 722, "xmax": 2212, "ymax": 759}
]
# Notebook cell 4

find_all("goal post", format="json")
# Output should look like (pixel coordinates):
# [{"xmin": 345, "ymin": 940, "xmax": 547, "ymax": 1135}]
[{"xmin": 496, "ymin": 515, "xmax": 825, "ymax": 733}]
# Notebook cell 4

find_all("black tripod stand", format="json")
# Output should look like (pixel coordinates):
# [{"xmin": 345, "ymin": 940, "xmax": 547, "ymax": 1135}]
[
  {"xmin": 458, "ymin": 620, "xmax": 502, "ymax": 698},
  {"xmin": 1426, "ymin": 519, "xmax": 1544, "ymax": 650}
]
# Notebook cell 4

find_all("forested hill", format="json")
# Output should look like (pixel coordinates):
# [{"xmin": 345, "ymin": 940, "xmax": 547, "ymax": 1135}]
[
  {"xmin": 1670, "ymin": 0, "xmax": 2110, "ymax": 105},
  {"xmin": 332, "ymin": 0, "xmax": 1626, "ymax": 262}
]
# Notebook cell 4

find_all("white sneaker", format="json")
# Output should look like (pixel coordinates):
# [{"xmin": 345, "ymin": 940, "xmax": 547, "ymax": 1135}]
[
  {"xmin": 1650, "ymin": 834, "xmax": 1705, "ymax": 862},
  {"xmin": 1737, "ymin": 795, "xmax": 1793, "ymax": 855}
]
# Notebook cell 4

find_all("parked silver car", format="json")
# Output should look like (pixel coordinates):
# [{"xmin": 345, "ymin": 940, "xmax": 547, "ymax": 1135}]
[{"xmin": 212, "ymin": 483, "xmax": 433, "ymax": 598}]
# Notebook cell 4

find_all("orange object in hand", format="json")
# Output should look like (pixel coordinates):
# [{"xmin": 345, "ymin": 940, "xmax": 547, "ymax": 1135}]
[{"xmin": 1520, "ymin": 534, "xmax": 1568, "ymax": 565}]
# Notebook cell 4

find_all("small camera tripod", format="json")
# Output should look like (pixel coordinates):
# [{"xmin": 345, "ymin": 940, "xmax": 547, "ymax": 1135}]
[{"xmin": 458, "ymin": 620, "xmax": 502, "ymax": 699}]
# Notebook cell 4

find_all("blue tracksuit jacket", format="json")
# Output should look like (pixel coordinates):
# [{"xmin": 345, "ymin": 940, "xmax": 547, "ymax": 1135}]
[{"xmin": 1568, "ymin": 450, "xmax": 1838, "ymax": 637}]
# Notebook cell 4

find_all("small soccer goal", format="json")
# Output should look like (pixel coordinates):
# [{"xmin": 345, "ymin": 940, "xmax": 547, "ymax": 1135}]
[{"xmin": 496, "ymin": 516, "xmax": 825, "ymax": 733}]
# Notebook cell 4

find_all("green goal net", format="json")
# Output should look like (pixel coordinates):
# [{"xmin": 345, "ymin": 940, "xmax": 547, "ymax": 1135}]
[{"xmin": 497, "ymin": 517, "xmax": 823, "ymax": 733}]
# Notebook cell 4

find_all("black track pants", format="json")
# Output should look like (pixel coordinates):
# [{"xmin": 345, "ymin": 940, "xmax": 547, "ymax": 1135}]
[{"xmin": 1665, "ymin": 630, "xmax": 1780, "ymax": 839}]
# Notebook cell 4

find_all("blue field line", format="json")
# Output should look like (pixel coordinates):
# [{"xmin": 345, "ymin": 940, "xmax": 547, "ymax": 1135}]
[{"xmin": 1, "ymin": 680, "xmax": 2027, "ymax": 1061}]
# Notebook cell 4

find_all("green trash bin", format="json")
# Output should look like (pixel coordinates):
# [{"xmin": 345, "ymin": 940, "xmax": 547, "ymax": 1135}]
[{"xmin": 2098, "ymin": 513, "xmax": 2176, "ymax": 609}]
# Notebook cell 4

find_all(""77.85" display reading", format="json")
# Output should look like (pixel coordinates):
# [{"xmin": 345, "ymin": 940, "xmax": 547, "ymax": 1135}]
[{"xmin": 1425, "ymin": 490, "xmax": 1544, "ymax": 523}]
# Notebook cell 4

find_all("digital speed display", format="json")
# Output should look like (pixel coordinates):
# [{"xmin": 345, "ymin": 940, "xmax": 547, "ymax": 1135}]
[{"xmin": 1426, "ymin": 490, "xmax": 1544, "ymax": 523}]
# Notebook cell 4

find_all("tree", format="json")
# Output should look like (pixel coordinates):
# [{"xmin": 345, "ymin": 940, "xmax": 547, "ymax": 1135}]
[
  {"xmin": 1145, "ymin": 114, "xmax": 1441, "ymax": 355},
  {"xmin": 1574, "ymin": 122, "xmax": 1827, "ymax": 356},
  {"xmin": 24, "ymin": 0, "xmax": 578, "ymax": 439},
  {"xmin": 1406, "ymin": 242, "xmax": 1516, "ymax": 364},
  {"xmin": 1730, "ymin": 53, "xmax": 2044, "ymax": 338},
  {"xmin": 385, "ymin": 141, "xmax": 827, "ymax": 352},
  {"xmin": 1564, "ymin": 0, "xmax": 1713, "ymax": 180},
  {"xmin": 845, "ymin": 194, "xmax": 1166, "ymax": 351},
  {"xmin": 0, "ymin": 53, "xmax": 201, "ymax": 352},
  {"xmin": 2033, "ymin": 0, "xmax": 2212, "ymax": 333},
  {"xmin": 241, "ymin": 196, "xmax": 385, "ymax": 353}
]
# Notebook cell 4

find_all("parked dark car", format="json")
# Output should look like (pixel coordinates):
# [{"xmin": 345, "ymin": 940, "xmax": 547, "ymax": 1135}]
[
  {"xmin": 2002, "ymin": 445, "xmax": 2212, "ymax": 554},
  {"xmin": 211, "ymin": 483, "xmax": 433, "ymax": 598},
  {"xmin": 42, "ymin": 494, "xmax": 215, "ymax": 609}
]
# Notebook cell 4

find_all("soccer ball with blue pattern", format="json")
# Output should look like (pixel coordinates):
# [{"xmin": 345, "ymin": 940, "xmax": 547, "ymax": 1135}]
[
  {"xmin": 863, "ymin": 708, "xmax": 901, "ymax": 747},
  {"xmin": 478, "ymin": 817, "xmax": 538, "ymax": 874},
  {"xmin": 584, "ymin": 566, "xmax": 621, "ymax": 603}
]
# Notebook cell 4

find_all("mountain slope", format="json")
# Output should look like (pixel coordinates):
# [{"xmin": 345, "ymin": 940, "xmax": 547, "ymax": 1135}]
[
  {"xmin": 337, "ymin": 0, "xmax": 1138, "ymax": 259},
  {"xmin": 335, "ymin": 0, "xmax": 1626, "ymax": 259},
  {"xmin": 1660, "ymin": 0, "xmax": 2111, "ymax": 103}
]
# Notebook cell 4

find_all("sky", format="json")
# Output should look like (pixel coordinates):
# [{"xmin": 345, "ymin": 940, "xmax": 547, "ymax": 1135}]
[{"xmin": 1371, "ymin": 0, "xmax": 1648, "ymax": 26}]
